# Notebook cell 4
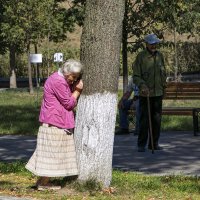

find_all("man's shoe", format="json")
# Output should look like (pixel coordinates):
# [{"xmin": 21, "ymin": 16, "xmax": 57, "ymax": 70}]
[
  {"xmin": 154, "ymin": 145, "xmax": 163, "ymax": 150},
  {"xmin": 148, "ymin": 145, "xmax": 163, "ymax": 150},
  {"xmin": 115, "ymin": 128, "xmax": 129, "ymax": 135},
  {"xmin": 138, "ymin": 147, "xmax": 145, "ymax": 152},
  {"xmin": 133, "ymin": 131, "xmax": 139, "ymax": 136},
  {"xmin": 128, "ymin": 129, "xmax": 139, "ymax": 135}
]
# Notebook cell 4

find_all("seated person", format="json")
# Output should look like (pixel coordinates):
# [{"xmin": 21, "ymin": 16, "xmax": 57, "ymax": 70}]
[{"xmin": 116, "ymin": 77, "xmax": 139, "ymax": 135}]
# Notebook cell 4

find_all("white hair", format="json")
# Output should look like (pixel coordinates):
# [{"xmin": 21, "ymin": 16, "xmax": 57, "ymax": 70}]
[{"xmin": 61, "ymin": 59, "xmax": 83, "ymax": 74}]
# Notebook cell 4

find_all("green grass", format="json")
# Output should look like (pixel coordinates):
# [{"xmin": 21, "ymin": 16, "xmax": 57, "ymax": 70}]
[
  {"xmin": 0, "ymin": 89, "xmax": 200, "ymax": 135},
  {"xmin": 0, "ymin": 89, "xmax": 43, "ymax": 135},
  {"xmin": 0, "ymin": 162, "xmax": 200, "ymax": 199},
  {"xmin": 0, "ymin": 91, "xmax": 200, "ymax": 199},
  {"xmin": 162, "ymin": 99, "xmax": 200, "ymax": 131}
]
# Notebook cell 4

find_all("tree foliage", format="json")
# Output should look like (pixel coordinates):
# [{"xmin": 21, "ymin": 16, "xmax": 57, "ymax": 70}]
[
  {"xmin": 69, "ymin": 0, "xmax": 200, "ymax": 51},
  {"xmin": 0, "ymin": 1, "xmax": 7, "ymax": 54},
  {"xmin": 0, "ymin": 0, "xmax": 76, "ymax": 51},
  {"xmin": 126, "ymin": 0, "xmax": 200, "ymax": 52}
]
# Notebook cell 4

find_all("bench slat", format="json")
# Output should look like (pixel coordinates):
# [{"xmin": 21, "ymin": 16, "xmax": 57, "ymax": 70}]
[
  {"xmin": 162, "ymin": 111, "xmax": 192, "ymax": 115},
  {"xmin": 165, "ymin": 82, "xmax": 200, "ymax": 100},
  {"xmin": 167, "ymin": 82, "xmax": 200, "ymax": 87},
  {"xmin": 166, "ymin": 88, "xmax": 200, "ymax": 92},
  {"xmin": 128, "ymin": 107, "xmax": 196, "ymax": 116},
  {"xmin": 128, "ymin": 82, "xmax": 200, "ymax": 135},
  {"xmin": 166, "ymin": 92, "xmax": 200, "ymax": 95},
  {"xmin": 165, "ymin": 96, "xmax": 200, "ymax": 100},
  {"xmin": 162, "ymin": 107, "xmax": 194, "ymax": 115}
]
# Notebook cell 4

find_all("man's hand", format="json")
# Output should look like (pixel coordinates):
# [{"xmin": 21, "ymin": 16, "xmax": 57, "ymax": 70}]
[{"xmin": 140, "ymin": 84, "xmax": 149, "ymax": 96}]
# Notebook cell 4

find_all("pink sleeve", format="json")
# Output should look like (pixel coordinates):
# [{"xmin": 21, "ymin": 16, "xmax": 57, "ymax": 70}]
[{"xmin": 53, "ymin": 80, "xmax": 77, "ymax": 110}]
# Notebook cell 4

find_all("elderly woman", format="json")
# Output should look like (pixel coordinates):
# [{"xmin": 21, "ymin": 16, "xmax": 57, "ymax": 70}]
[{"xmin": 26, "ymin": 59, "xmax": 83, "ymax": 190}]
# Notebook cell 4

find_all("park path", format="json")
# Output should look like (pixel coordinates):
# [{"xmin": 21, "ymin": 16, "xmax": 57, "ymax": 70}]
[
  {"xmin": 0, "ymin": 131, "xmax": 200, "ymax": 176},
  {"xmin": 113, "ymin": 131, "xmax": 200, "ymax": 175},
  {"xmin": 0, "ymin": 131, "xmax": 200, "ymax": 199}
]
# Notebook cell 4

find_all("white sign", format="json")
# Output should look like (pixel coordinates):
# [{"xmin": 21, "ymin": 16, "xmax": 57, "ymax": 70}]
[
  {"xmin": 30, "ymin": 54, "xmax": 42, "ymax": 63},
  {"xmin": 54, "ymin": 53, "xmax": 63, "ymax": 62}
]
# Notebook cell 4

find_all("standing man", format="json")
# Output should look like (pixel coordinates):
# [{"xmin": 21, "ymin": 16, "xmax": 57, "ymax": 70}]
[
  {"xmin": 117, "ymin": 77, "xmax": 140, "ymax": 135},
  {"xmin": 132, "ymin": 34, "xmax": 166, "ymax": 152}
]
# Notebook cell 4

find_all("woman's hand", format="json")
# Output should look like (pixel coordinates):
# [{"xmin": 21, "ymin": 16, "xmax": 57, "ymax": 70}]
[
  {"xmin": 75, "ymin": 79, "xmax": 83, "ymax": 91},
  {"xmin": 72, "ymin": 79, "xmax": 83, "ymax": 100}
]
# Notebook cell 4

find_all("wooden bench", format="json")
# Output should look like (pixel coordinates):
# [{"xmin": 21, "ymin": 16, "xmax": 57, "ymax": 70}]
[{"xmin": 129, "ymin": 82, "xmax": 200, "ymax": 136}]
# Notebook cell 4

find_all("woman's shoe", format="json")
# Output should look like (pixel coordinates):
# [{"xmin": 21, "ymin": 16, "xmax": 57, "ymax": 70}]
[{"xmin": 37, "ymin": 185, "xmax": 61, "ymax": 191}]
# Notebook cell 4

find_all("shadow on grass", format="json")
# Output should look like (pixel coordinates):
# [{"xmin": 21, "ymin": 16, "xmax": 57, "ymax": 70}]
[
  {"xmin": 0, "ymin": 105, "xmax": 40, "ymax": 135},
  {"xmin": 120, "ymin": 112, "xmax": 194, "ymax": 132},
  {"xmin": 161, "ymin": 115, "xmax": 193, "ymax": 131},
  {"xmin": 0, "ymin": 161, "xmax": 28, "ymax": 173},
  {"xmin": 0, "ymin": 181, "xmax": 14, "ymax": 189}
]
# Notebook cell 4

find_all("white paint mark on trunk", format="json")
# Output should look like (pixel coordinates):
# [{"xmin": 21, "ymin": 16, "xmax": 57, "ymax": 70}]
[{"xmin": 74, "ymin": 92, "xmax": 117, "ymax": 187}]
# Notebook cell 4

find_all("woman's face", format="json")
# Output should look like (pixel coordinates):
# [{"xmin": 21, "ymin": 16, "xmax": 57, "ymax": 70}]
[{"xmin": 64, "ymin": 72, "xmax": 80, "ymax": 85}]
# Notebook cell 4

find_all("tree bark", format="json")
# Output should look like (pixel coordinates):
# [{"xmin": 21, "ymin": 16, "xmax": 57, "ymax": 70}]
[
  {"xmin": 34, "ymin": 44, "xmax": 40, "ymax": 87},
  {"xmin": 9, "ymin": 45, "xmax": 17, "ymax": 88},
  {"xmin": 74, "ymin": 0, "xmax": 125, "ymax": 187},
  {"xmin": 122, "ymin": 0, "xmax": 129, "ymax": 93},
  {"xmin": 174, "ymin": 26, "xmax": 178, "ymax": 81}
]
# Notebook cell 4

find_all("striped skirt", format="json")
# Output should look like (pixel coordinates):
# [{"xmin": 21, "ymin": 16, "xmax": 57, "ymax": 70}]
[{"xmin": 25, "ymin": 125, "xmax": 78, "ymax": 177}]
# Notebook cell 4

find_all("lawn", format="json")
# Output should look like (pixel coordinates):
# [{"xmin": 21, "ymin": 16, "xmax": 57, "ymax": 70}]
[
  {"xmin": 0, "ymin": 88, "xmax": 199, "ymax": 135},
  {"xmin": 0, "ymin": 89, "xmax": 42, "ymax": 135},
  {"xmin": 0, "ymin": 161, "xmax": 200, "ymax": 200},
  {"xmin": 0, "ymin": 89, "xmax": 200, "ymax": 199}
]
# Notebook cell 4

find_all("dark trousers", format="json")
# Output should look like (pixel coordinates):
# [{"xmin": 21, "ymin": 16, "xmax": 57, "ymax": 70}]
[
  {"xmin": 119, "ymin": 98, "xmax": 140, "ymax": 133},
  {"xmin": 138, "ymin": 96, "xmax": 163, "ymax": 148}
]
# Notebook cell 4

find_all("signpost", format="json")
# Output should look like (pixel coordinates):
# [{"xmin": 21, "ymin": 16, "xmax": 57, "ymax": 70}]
[
  {"xmin": 54, "ymin": 53, "xmax": 63, "ymax": 63},
  {"xmin": 30, "ymin": 54, "xmax": 42, "ymax": 87},
  {"xmin": 30, "ymin": 54, "xmax": 42, "ymax": 64},
  {"xmin": 54, "ymin": 53, "xmax": 63, "ymax": 69},
  {"xmin": 30, "ymin": 54, "xmax": 42, "ymax": 106}
]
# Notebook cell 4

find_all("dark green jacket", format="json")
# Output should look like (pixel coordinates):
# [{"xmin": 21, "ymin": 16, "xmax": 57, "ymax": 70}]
[{"xmin": 132, "ymin": 49, "xmax": 166, "ymax": 97}]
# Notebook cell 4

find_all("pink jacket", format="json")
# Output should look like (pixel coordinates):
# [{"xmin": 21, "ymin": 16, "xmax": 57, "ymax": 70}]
[{"xmin": 39, "ymin": 72, "xmax": 77, "ymax": 129}]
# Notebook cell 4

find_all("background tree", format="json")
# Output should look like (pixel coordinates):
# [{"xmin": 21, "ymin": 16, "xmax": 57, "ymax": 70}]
[
  {"xmin": 74, "ymin": 0, "xmax": 125, "ymax": 187},
  {"xmin": 0, "ymin": 0, "xmax": 75, "ymax": 91},
  {"xmin": 0, "ymin": 1, "xmax": 6, "ymax": 55},
  {"xmin": 68, "ymin": 0, "xmax": 200, "ymax": 89},
  {"xmin": 126, "ymin": 0, "xmax": 200, "ymax": 81}
]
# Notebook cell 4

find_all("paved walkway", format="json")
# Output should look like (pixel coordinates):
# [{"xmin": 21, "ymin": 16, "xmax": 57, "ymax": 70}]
[
  {"xmin": 0, "ymin": 131, "xmax": 200, "ymax": 199},
  {"xmin": 113, "ymin": 131, "xmax": 200, "ymax": 175},
  {"xmin": 0, "ymin": 131, "xmax": 200, "ymax": 176}
]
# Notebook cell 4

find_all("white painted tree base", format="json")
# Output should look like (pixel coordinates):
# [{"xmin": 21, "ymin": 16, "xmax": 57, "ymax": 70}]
[{"xmin": 74, "ymin": 92, "xmax": 117, "ymax": 187}]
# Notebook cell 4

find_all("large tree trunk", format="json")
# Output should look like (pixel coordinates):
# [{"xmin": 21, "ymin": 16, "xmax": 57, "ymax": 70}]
[
  {"xmin": 122, "ymin": 0, "xmax": 129, "ymax": 93},
  {"xmin": 9, "ymin": 45, "xmax": 17, "ymax": 88},
  {"xmin": 74, "ymin": 0, "xmax": 125, "ymax": 187},
  {"xmin": 34, "ymin": 44, "xmax": 40, "ymax": 87},
  {"xmin": 174, "ymin": 26, "xmax": 178, "ymax": 81}
]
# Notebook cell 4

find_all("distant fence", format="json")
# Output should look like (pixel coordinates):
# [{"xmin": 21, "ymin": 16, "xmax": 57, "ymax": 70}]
[{"xmin": 0, "ymin": 78, "xmax": 47, "ymax": 88}]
